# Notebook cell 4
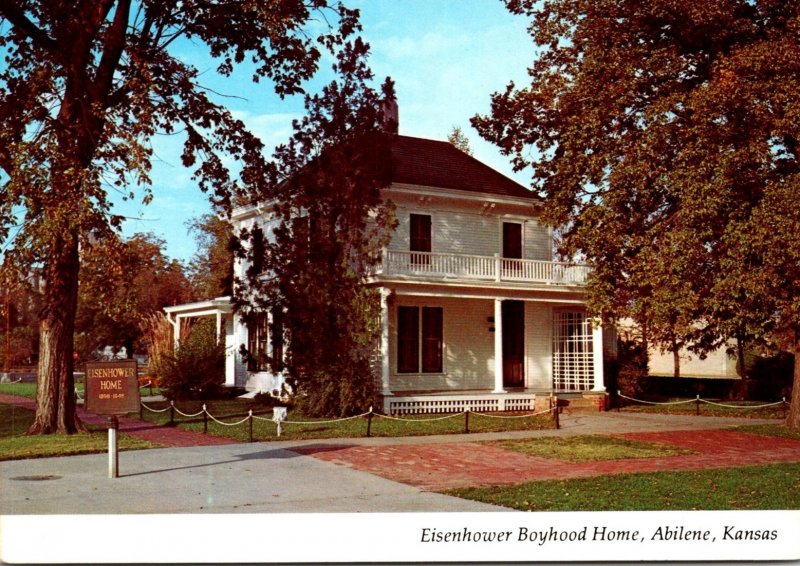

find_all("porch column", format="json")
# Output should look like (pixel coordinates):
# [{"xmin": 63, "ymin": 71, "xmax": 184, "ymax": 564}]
[
  {"xmin": 173, "ymin": 315, "xmax": 182, "ymax": 349},
  {"xmin": 591, "ymin": 319, "xmax": 605, "ymax": 391},
  {"xmin": 380, "ymin": 288, "xmax": 393, "ymax": 396},
  {"xmin": 493, "ymin": 298, "xmax": 505, "ymax": 393},
  {"xmin": 215, "ymin": 312, "xmax": 222, "ymax": 341}
]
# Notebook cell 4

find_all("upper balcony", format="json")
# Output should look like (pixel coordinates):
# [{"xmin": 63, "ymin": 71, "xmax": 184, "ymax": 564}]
[{"xmin": 374, "ymin": 250, "xmax": 589, "ymax": 286}]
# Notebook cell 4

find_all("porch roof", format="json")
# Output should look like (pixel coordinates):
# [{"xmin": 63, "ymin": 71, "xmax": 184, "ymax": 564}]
[{"xmin": 163, "ymin": 296, "xmax": 232, "ymax": 318}]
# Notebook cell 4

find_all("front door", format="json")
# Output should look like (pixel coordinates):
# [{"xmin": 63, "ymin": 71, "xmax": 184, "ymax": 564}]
[{"xmin": 502, "ymin": 300, "xmax": 525, "ymax": 388}]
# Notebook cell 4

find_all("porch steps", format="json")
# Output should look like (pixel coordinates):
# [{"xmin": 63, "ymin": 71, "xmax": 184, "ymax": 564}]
[{"xmin": 554, "ymin": 393, "xmax": 609, "ymax": 413}]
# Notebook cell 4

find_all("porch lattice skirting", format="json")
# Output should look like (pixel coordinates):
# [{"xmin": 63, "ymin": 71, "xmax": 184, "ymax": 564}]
[{"xmin": 384, "ymin": 393, "xmax": 536, "ymax": 415}]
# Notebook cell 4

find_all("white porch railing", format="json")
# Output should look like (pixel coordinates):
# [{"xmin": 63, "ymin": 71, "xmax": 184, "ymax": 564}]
[
  {"xmin": 377, "ymin": 250, "xmax": 589, "ymax": 285},
  {"xmin": 385, "ymin": 393, "xmax": 537, "ymax": 415}
]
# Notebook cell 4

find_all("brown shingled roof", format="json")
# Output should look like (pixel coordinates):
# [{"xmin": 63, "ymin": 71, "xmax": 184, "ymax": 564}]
[{"xmin": 390, "ymin": 135, "xmax": 536, "ymax": 201}]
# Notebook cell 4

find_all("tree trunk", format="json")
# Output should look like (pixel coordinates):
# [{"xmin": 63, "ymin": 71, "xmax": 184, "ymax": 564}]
[
  {"xmin": 27, "ymin": 232, "xmax": 84, "ymax": 434},
  {"xmin": 672, "ymin": 337, "xmax": 680, "ymax": 379},
  {"xmin": 786, "ymin": 326, "xmax": 800, "ymax": 429}
]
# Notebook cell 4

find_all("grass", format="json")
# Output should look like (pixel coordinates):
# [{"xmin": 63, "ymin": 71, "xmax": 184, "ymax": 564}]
[
  {"xmin": 487, "ymin": 435, "xmax": 695, "ymax": 462},
  {"xmin": 618, "ymin": 399, "xmax": 787, "ymax": 419},
  {"xmin": 0, "ymin": 382, "xmax": 38, "ymax": 398},
  {"xmin": 0, "ymin": 403, "xmax": 160, "ymax": 461},
  {"xmin": 444, "ymin": 462, "xmax": 800, "ymax": 511},
  {"xmin": 138, "ymin": 399, "xmax": 555, "ymax": 442},
  {"xmin": 732, "ymin": 423, "xmax": 800, "ymax": 440}
]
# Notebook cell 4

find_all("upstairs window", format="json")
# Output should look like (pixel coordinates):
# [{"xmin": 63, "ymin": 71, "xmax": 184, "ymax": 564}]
[
  {"xmin": 409, "ymin": 213, "xmax": 432, "ymax": 267},
  {"xmin": 397, "ymin": 306, "xmax": 443, "ymax": 373}
]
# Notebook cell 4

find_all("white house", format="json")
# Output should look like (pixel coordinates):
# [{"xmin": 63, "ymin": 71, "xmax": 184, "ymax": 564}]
[{"xmin": 165, "ymin": 110, "xmax": 609, "ymax": 413}]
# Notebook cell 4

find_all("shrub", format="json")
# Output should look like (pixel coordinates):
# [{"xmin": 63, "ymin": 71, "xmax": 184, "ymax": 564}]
[{"xmin": 155, "ymin": 319, "xmax": 225, "ymax": 400}]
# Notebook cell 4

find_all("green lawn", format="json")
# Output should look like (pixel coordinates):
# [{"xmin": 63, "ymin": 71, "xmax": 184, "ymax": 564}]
[
  {"xmin": 138, "ymin": 399, "xmax": 555, "ymax": 442},
  {"xmin": 733, "ymin": 423, "xmax": 800, "ymax": 440},
  {"xmin": 0, "ymin": 403, "xmax": 160, "ymax": 461},
  {"xmin": 445, "ymin": 462, "xmax": 800, "ymax": 511},
  {"xmin": 487, "ymin": 435, "xmax": 695, "ymax": 462},
  {"xmin": 0, "ymin": 382, "xmax": 38, "ymax": 398}
]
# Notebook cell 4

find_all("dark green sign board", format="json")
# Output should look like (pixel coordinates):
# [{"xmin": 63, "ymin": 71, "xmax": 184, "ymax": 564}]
[{"xmin": 85, "ymin": 360, "xmax": 140, "ymax": 415}]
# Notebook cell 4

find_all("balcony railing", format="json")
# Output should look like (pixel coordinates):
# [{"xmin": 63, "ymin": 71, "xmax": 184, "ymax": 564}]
[{"xmin": 376, "ymin": 250, "xmax": 589, "ymax": 285}]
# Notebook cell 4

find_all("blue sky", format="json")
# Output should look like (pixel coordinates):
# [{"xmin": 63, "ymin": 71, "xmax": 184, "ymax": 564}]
[{"xmin": 116, "ymin": 0, "xmax": 534, "ymax": 262}]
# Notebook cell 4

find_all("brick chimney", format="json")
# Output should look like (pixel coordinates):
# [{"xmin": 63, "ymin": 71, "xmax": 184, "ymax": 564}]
[{"xmin": 381, "ymin": 95, "xmax": 398, "ymax": 134}]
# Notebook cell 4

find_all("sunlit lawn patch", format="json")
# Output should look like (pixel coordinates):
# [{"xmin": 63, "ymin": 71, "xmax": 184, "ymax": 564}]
[
  {"xmin": 732, "ymin": 423, "xmax": 800, "ymax": 441},
  {"xmin": 488, "ymin": 435, "xmax": 695, "ymax": 462},
  {"xmin": 445, "ymin": 462, "xmax": 800, "ymax": 511}
]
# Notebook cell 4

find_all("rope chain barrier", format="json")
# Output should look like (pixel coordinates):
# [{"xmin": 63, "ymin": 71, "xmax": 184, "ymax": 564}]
[
  {"xmin": 137, "ymin": 399, "xmax": 558, "ymax": 437},
  {"xmin": 618, "ymin": 391, "xmax": 788, "ymax": 409},
  {"xmin": 373, "ymin": 411, "xmax": 465, "ymax": 423},
  {"xmin": 471, "ymin": 407, "xmax": 554, "ymax": 419}
]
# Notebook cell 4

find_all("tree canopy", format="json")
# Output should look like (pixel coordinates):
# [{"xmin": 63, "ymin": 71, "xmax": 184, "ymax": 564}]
[
  {"xmin": 235, "ymin": 45, "xmax": 396, "ymax": 417},
  {"xmin": 76, "ymin": 232, "xmax": 194, "ymax": 361},
  {"xmin": 474, "ymin": 0, "xmax": 800, "ymax": 425},
  {"xmin": 0, "ymin": 0, "xmax": 363, "ymax": 433}
]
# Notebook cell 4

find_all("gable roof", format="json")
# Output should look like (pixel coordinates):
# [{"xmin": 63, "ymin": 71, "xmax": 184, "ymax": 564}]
[{"xmin": 390, "ymin": 135, "xmax": 536, "ymax": 201}]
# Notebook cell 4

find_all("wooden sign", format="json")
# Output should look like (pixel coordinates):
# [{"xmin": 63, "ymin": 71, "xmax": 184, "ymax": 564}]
[{"xmin": 85, "ymin": 360, "xmax": 140, "ymax": 416}]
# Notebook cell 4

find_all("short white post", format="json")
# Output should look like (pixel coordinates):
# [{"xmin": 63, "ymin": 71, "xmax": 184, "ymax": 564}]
[{"xmin": 108, "ymin": 416, "xmax": 119, "ymax": 479}]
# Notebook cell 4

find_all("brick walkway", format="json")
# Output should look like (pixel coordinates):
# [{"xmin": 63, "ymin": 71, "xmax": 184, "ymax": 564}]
[
  {"xmin": 291, "ymin": 429, "xmax": 800, "ymax": 491},
  {"xmin": 0, "ymin": 393, "xmax": 235, "ymax": 447}
]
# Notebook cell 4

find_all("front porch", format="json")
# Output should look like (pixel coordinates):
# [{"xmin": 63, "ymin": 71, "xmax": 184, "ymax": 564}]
[{"xmin": 381, "ymin": 390, "xmax": 609, "ymax": 414}]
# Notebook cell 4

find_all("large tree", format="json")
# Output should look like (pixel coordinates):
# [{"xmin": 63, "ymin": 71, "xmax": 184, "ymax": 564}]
[
  {"xmin": 75, "ymin": 232, "xmax": 194, "ymax": 360},
  {"xmin": 235, "ymin": 44, "xmax": 395, "ymax": 417},
  {"xmin": 474, "ymin": 0, "xmax": 800, "ymax": 425},
  {"xmin": 0, "ymin": 1, "xmax": 362, "ymax": 433}
]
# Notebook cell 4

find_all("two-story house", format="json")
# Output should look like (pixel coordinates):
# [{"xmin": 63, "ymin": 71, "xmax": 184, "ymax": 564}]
[{"xmin": 165, "ymin": 110, "xmax": 607, "ymax": 413}]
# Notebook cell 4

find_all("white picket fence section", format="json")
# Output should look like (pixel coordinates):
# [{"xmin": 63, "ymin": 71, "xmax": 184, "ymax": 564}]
[{"xmin": 384, "ymin": 393, "xmax": 536, "ymax": 415}]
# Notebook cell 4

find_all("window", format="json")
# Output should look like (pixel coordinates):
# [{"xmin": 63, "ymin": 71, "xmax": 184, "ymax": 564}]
[
  {"xmin": 247, "ymin": 313, "xmax": 269, "ymax": 372},
  {"xmin": 409, "ymin": 213, "xmax": 432, "ymax": 266},
  {"xmin": 397, "ymin": 306, "xmax": 443, "ymax": 373},
  {"xmin": 246, "ymin": 308, "xmax": 284, "ymax": 372}
]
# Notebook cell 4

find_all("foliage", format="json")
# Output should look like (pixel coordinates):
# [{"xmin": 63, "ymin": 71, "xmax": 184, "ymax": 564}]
[
  {"xmin": 235, "ymin": 42, "xmax": 397, "ymax": 417},
  {"xmin": 187, "ymin": 214, "xmax": 234, "ymax": 299},
  {"xmin": 76, "ymin": 232, "xmax": 194, "ymax": 361},
  {"xmin": 488, "ymin": 435, "xmax": 694, "ymax": 462},
  {"xmin": 155, "ymin": 319, "xmax": 226, "ymax": 401},
  {"xmin": 0, "ymin": 269, "xmax": 42, "ymax": 368},
  {"xmin": 0, "ymin": 1, "xmax": 363, "ymax": 433},
  {"xmin": 475, "ymin": 0, "xmax": 800, "ymax": 425},
  {"xmin": 139, "ymin": 312, "xmax": 174, "ymax": 382},
  {"xmin": 445, "ymin": 462, "xmax": 800, "ymax": 511},
  {"xmin": 447, "ymin": 125, "xmax": 473, "ymax": 155}
]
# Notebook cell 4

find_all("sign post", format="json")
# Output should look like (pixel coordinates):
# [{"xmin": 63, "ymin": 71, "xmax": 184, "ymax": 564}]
[{"xmin": 84, "ymin": 361, "xmax": 140, "ymax": 479}]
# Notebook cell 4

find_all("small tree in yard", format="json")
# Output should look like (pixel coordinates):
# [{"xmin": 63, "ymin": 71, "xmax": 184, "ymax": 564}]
[
  {"xmin": 0, "ymin": 1, "xmax": 364, "ymax": 433},
  {"xmin": 475, "ymin": 0, "xmax": 800, "ymax": 427},
  {"xmin": 155, "ymin": 318, "xmax": 225, "ymax": 401},
  {"xmin": 236, "ymin": 45, "xmax": 396, "ymax": 417}
]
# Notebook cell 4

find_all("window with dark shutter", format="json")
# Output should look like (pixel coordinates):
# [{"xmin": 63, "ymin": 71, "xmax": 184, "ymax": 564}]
[
  {"xmin": 397, "ymin": 306, "xmax": 419, "ymax": 373},
  {"xmin": 397, "ymin": 305, "xmax": 443, "ymax": 373}
]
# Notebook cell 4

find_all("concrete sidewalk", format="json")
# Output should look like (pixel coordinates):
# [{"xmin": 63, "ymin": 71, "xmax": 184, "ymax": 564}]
[
  {"xmin": 0, "ymin": 411, "xmax": 782, "ymax": 514},
  {"xmin": 0, "ymin": 441, "xmax": 506, "ymax": 514}
]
